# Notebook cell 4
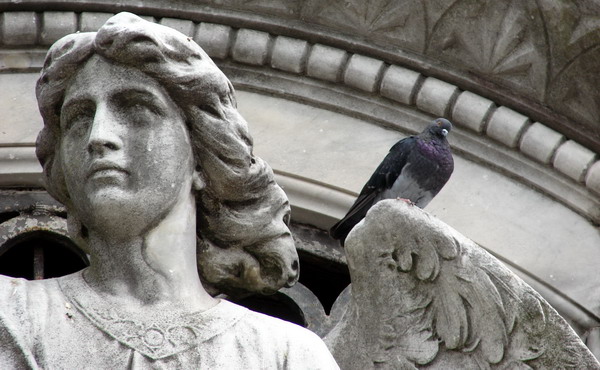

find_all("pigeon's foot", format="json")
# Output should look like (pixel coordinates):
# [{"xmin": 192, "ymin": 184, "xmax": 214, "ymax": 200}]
[{"xmin": 396, "ymin": 197, "xmax": 415, "ymax": 206}]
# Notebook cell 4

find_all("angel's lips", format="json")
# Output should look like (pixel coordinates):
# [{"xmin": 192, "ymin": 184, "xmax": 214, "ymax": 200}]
[{"xmin": 87, "ymin": 162, "xmax": 129, "ymax": 183}]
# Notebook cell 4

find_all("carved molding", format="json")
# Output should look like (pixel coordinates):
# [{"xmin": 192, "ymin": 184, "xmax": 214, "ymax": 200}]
[
  {"xmin": 1, "ymin": 0, "xmax": 600, "ymax": 153},
  {"xmin": 0, "ymin": 8, "xmax": 598, "ymax": 223}
]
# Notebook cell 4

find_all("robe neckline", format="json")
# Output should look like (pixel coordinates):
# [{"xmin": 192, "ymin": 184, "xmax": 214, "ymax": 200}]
[{"xmin": 58, "ymin": 270, "xmax": 247, "ymax": 360}]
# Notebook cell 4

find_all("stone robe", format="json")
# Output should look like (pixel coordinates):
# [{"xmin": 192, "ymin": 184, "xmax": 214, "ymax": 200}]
[{"xmin": 0, "ymin": 272, "xmax": 339, "ymax": 369}]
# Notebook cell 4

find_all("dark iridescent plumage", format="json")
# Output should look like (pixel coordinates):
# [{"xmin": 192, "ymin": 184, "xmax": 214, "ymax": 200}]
[{"xmin": 330, "ymin": 118, "xmax": 454, "ymax": 245}]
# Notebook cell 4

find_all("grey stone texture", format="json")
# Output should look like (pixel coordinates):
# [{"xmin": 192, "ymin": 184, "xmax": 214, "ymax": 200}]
[
  {"xmin": 520, "ymin": 122, "xmax": 565, "ymax": 164},
  {"xmin": 326, "ymin": 200, "xmax": 599, "ymax": 369},
  {"xmin": 415, "ymin": 77, "xmax": 458, "ymax": 117},
  {"xmin": 159, "ymin": 17, "xmax": 195, "ymax": 37},
  {"xmin": 553, "ymin": 140, "xmax": 598, "ymax": 182},
  {"xmin": 452, "ymin": 91, "xmax": 494, "ymax": 133},
  {"xmin": 80, "ymin": 12, "xmax": 113, "ymax": 32},
  {"xmin": 194, "ymin": 23, "xmax": 232, "ymax": 60},
  {"xmin": 380, "ymin": 65, "xmax": 420, "ymax": 105},
  {"xmin": 343, "ymin": 54, "xmax": 384, "ymax": 93},
  {"xmin": 486, "ymin": 106, "xmax": 530, "ymax": 148},
  {"xmin": 1, "ymin": 11, "xmax": 37, "ymax": 45},
  {"xmin": 271, "ymin": 36, "xmax": 308, "ymax": 74},
  {"xmin": 307, "ymin": 44, "xmax": 347, "ymax": 82},
  {"xmin": 40, "ymin": 12, "xmax": 77, "ymax": 45},
  {"xmin": 586, "ymin": 160, "xmax": 600, "ymax": 195},
  {"xmin": 232, "ymin": 29, "xmax": 270, "ymax": 66}
]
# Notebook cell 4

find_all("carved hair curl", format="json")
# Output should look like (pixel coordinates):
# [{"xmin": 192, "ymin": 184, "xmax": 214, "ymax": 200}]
[{"xmin": 35, "ymin": 12, "xmax": 298, "ymax": 296}]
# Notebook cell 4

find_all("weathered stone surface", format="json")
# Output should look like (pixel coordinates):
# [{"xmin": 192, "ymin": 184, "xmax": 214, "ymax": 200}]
[
  {"xmin": 415, "ymin": 77, "xmax": 458, "ymax": 117},
  {"xmin": 40, "ymin": 12, "xmax": 77, "ymax": 45},
  {"xmin": 585, "ymin": 161, "xmax": 600, "ymax": 195},
  {"xmin": 271, "ymin": 36, "xmax": 308, "ymax": 74},
  {"xmin": 325, "ymin": 200, "xmax": 599, "ymax": 369},
  {"xmin": 194, "ymin": 23, "xmax": 232, "ymax": 60},
  {"xmin": 343, "ymin": 54, "xmax": 384, "ymax": 93},
  {"xmin": 232, "ymin": 29, "xmax": 270, "ymax": 66},
  {"xmin": 0, "ymin": 12, "xmax": 37, "ymax": 45},
  {"xmin": 159, "ymin": 17, "xmax": 195, "ymax": 36},
  {"xmin": 520, "ymin": 122, "xmax": 565, "ymax": 164},
  {"xmin": 380, "ymin": 65, "xmax": 420, "ymax": 105},
  {"xmin": 80, "ymin": 12, "xmax": 113, "ymax": 32},
  {"xmin": 486, "ymin": 106, "xmax": 530, "ymax": 148},
  {"xmin": 307, "ymin": 44, "xmax": 347, "ymax": 82},
  {"xmin": 554, "ymin": 140, "xmax": 597, "ymax": 182},
  {"xmin": 452, "ymin": 91, "xmax": 494, "ymax": 133}
]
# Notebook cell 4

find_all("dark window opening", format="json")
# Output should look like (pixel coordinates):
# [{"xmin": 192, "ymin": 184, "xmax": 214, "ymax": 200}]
[
  {"xmin": 297, "ymin": 252, "xmax": 350, "ymax": 315},
  {"xmin": 0, "ymin": 231, "xmax": 89, "ymax": 280},
  {"xmin": 234, "ymin": 292, "xmax": 306, "ymax": 327},
  {"xmin": 0, "ymin": 211, "xmax": 19, "ymax": 225}
]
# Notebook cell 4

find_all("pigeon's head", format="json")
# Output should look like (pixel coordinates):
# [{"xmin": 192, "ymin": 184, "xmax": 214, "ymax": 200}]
[{"xmin": 428, "ymin": 118, "xmax": 453, "ymax": 138}]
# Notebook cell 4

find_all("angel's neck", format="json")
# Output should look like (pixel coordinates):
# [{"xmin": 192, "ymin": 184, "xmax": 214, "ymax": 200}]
[{"xmin": 83, "ymin": 192, "xmax": 216, "ymax": 312}]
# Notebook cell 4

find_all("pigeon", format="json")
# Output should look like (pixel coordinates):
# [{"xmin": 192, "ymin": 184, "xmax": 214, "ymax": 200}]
[{"xmin": 330, "ymin": 118, "xmax": 454, "ymax": 245}]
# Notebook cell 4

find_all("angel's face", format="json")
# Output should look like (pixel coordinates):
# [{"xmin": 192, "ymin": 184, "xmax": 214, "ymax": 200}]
[{"xmin": 59, "ymin": 55, "xmax": 194, "ymax": 237}]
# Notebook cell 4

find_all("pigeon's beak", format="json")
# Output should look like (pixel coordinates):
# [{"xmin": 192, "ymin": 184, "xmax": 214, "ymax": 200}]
[{"xmin": 441, "ymin": 128, "xmax": 449, "ymax": 137}]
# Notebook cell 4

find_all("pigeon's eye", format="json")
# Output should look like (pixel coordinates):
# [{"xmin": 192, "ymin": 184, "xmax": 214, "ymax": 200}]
[{"xmin": 441, "ymin": 128, "xmax": 448, "ymax": 136}]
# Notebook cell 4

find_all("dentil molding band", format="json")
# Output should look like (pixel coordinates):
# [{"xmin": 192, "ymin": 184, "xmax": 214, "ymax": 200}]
[{"xmin": 0, "ymin": 9, "xmax": 599, "ymax": 224}]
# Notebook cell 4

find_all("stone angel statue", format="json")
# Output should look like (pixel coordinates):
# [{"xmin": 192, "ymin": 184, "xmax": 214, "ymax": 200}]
[
  {"xmin": 325, "ymin": 199, "xmax": 599, "ymax": 369},
  {"xmin": 0, "ymin": 12, "xmax": 338, "ymax": 369}
]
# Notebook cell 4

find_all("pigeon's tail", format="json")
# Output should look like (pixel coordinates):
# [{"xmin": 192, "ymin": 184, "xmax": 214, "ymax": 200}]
[
  {"xmin": 329, "ymin": 217, "xmax": 358, "ymax": 247},
  {"xmin": 330, "ymin": 192, "xmax": 378, "ymax": 246},
  {"xmin": 329, "ymin": 207, "xmax": 372, "ymax": 246}
]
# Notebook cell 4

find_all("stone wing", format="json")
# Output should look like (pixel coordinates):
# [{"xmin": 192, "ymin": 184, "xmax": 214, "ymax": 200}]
[{"xmin": 324, "ymin": 200, "xmax": 598, "ymax": 369}]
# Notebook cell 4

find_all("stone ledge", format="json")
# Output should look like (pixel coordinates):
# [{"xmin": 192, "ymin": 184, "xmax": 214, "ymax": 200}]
[
  {"xmin": 274, "ymin": 171, "xmax": 356, "ymax": 230},
  {"xmin": 0, "ymin": 146, "xmax": 43, "ymax": 187},
  {"xmin": 0, "ymin": 49, "xmax": 46, "ymax": 70}
]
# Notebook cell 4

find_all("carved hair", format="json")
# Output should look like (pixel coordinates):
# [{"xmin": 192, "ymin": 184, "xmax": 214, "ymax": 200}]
[{"xmin": 36, "ymin": 12, "xmax": 298, "ymax": 296}]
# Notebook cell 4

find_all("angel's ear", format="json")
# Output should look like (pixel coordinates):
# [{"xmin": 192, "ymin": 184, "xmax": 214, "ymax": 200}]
[{"xmin": 192, "ymin": 167, "xmax": 206, "ymax": 192}]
